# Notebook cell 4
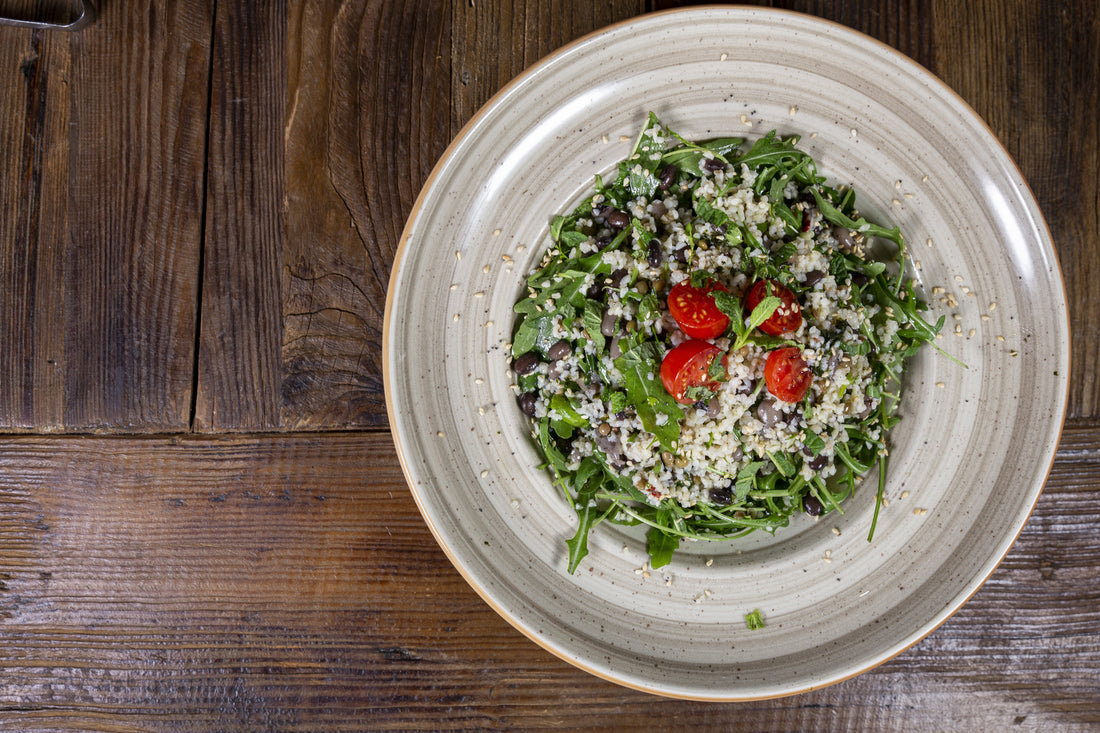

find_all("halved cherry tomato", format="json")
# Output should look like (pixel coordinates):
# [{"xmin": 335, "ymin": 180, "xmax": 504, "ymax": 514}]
[
  {"xmin": 745, "ymin": 279, "xmax": 803, "ymax": 336},
  {"xmin": 764, "ymin": 347, "xmax": 813, "ymax": 403},
  {"xmin": 667, "ymin": 279, "xmax": 729, "ymax": 339},
  {"xmin": 660, "ymin": 339, "xmax": 728, "ymax": 405}
]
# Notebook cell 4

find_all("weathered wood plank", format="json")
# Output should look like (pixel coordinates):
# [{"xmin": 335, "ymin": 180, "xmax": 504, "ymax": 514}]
[
  {"xmin": 279, "ymin": 0, "xmax": 645, "ymax": 431},
  {"xmin": 193, "ymin": 1, "xmax": 285, "ymax": 431},
  {"xmin": 932, "ymin": 0, "xmax": 1099, "ymax": 421},
  {"xmin": 0, "ymin": 2, "xmax": 211, "ymax": 432},
  {"xmin": 0, "ymin": 426, "xmax": 1094, "ymax": 729},
  {"xmin": 280, "ymin": 0, "xmax": 452, "ymax": 430}
]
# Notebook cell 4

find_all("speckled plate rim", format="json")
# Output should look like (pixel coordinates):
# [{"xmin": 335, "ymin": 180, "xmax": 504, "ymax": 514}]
[{"xmin": 384, "ymin": 6, "xmax": 1070, "ymax": 700}]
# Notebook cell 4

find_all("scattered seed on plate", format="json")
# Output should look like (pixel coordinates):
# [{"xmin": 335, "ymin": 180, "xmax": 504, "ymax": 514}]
[
  {"xmin": 936, "ymin": 382, "xmax": 945, "ymax": 388},
  {"xmin": 455, "ymin": 250, "xmax": 462, "ymax": 260},
  {"xmin": 453, "ymin": 313, "xmax": 460, "ymax": 322},
  {"xmin": 436, "ymin": 431, "xmax": 446, "ymax": 437},
  {"xmin": 789, "ymin": 105, "xmax": 798, "ymax": 115},
  {"xmin": 493, "ymin": 228, "xmax": 501, "ymax": 237},
  {"xmin": 705, "ymin": 558, "xmax": 714, "ymax": 567},
  {"xmin": 480, "ymin": 470, "xmax": 489, "ymax": 478},
  {"xmin": 831, "ymin": 527, "xmax": 841, "ymax": 536},
  {"xmin": 900, "ymin": 490, "xmax": 910, "ymax": 499},
  {"xmin": 968, "ymin": 329, "xmax": 976, "ymax": 338}
]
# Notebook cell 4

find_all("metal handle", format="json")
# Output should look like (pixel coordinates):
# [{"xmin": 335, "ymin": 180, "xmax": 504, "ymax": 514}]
[{"xmin": 0, "ymin": 0, "xmax": 95, "ymax": 31}]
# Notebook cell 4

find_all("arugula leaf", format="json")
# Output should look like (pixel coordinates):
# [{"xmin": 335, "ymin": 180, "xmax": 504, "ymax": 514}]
[
  {"xmin": 809, "ymin": 186, "xmax": 903, "ymax": 246},
  {"xmin": 614, "ymin": 341, "xmax": 684, "ymax": 452}
]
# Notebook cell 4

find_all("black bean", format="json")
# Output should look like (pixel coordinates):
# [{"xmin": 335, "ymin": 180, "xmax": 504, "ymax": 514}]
[
  {"xmin": 803, "ymin": 494, "xmax": 825, "ymax": 516},
  {"xmin": 709, "ymin": 486, "xmax": 733, "ymax": 506},
  {"xmin": 586, "ymin": 281, "xmax": 605, "ymax": 300},
  {"xmin": 832, "ymin": 225, "xmax": 855, "ymax": 249},
  {"xmin": 608, "ymin": 268, "xmax": 628, "ymax": 288},
  {"xmin": 674, "ymin": 247, "xmax": 689, "ymax": 263},
  {"xmin": 606, "ymin": 209, "xmax": 630, "ymax": 229},
  {"xmin": 547, "ymin": 339, "xmax": 572, "ymax": 362},
  {"xmin": 755, "ymin": 397, "xmax": 781, "ymax": 427},
  {"xmin": 703, "ymin": 157, "xmax": 725, "ymax": 172},
  {"xmin": 518, "ymin": 391, "xmax": 537, "ymax": 416},
  {"xmin": 512, "ymin": 353, "xmax": 539, "ymax": 375},
  {"xmin": 807, "ymin": 454, "xmax": 828, "ymax": 471},
  {"xmin": 600, "ymin": 310, "xmax": 618, "ymax": 338},
  {"xmin": 658, "ymin": 164, "xmax": 677, "ymax": 190},
  {"xmin": 595, "ymin": 236, "xmax": 612, "ymax": 250},
  {"xmin": 646, "ymin": 241, "xmax": 663, "ymax": 268},
  {"xmin": 737, "ymin": 378, "xmax": 757, "ymax": 396},
  {"xmin": 850, "ymin": 271, "xmax": 869, "ymax": 286},
  {"xmin": 803, "ymin": 269, "xmax": 825, "ymax": 287},
  {"xmin": 649, "ymin": 200, "xmax": 667, "ymax": 218},
  {"xmin": 692, "ymin": 400, "xmax": 708, "ymax": 410}
]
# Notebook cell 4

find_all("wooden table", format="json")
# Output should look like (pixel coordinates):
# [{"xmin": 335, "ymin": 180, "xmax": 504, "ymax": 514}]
[{"xmin": 0, "ymin": 0, "xmax": 1096, "ymax": 729}]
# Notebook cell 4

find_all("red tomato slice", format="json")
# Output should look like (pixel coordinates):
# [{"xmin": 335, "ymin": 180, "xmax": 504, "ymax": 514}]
[
  {"xmin": 764, "ymin": 346, "xmax": 813, "ymax": 403},
  {"xmin": 660, "ymin": 340, "xmax": 727, "ymax": 404},
  {"xmin": 667, "ymin": 279, "xmax": 729, "ymax": 339},
  {"xmin": 745, "ymin": 279, "xmax": 803, "ymax": 335}
]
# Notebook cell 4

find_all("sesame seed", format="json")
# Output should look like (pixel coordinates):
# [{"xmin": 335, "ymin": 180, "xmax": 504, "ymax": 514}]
[
  {"xmin": 936, "ymin": 382, "xmax": 945, "ymax": 388},
  {"xmin": 483, "ymin": 264, "xmax": 491, "ymax": 273},
  {"xmin": 480, "ymin": 469, "xmax": 489, "ymax": 478},
  {"xmin": 474, "ymin": 291, "xmax": 484, "ymax": 298},
  {"xmin": 455, "ymin": 251, "xmax": 462, "ymax": 260},
  {"xmin": 619, "ymin": 135, "xmax": 630, "ymax": 142},
  {"xmin": 789, "ymin": 105, "xmax": 798, "ymax": 115},
  {"xmin": 485, "ymin": 320, "xmax": 494, "ymax": 328},
  {"xmin": 892, "ymin": 198, "xmax": 902, "ymax": 206},
  {"xmin": 810, "ymin": 132, "xmax": 818, "ymax": 139},
  {"xmin": 705, "ymin": 558, "xmax": 713, "ymax": 567},
  {"xmin": 894, "ymin": 180, "xmax": 902, "ymax": 190},
  {"xmin": 989, "ymin": 301, "xmax": 997, "ymax": 311},
  {"xmin": 492, "ymin": 228, "xmax": 501, "ymax": 237},
  {"xmin": 968, "ymin": 329, "xmax": 976, "ymax": 338},
  {"xmin": 450, "ymin": 283, "xmax": 458, "ymax": 290},
  {"xmin": 436, "ymin": 431, "xmax": 445, "ymax": 437},
  {"xmin": 926, "ymin": 237, "xmax": 933, "ymax": 247},
  {"xmin": 601, "ymin": 135, "xmax": 609, "ymax": 144},
  {"xmin": 901, "ymin": 490, "xmax": 910, "ymax": 499},
  {"xmin": 740, "ymin": 114, "xmax": 751, "ymax": 126},
  {"xmin": 981, "ymin": 314, "xmax": 990, "ymax": 321},
  {"xmin": 831, "ymin": 527, "xmax": 841, "ymax": 536},
  {"xmin": 922, "ymin": 175, "xmax": 929, "ymax": 183},
  {"xmin": 453, "ymin": 313, "xmax": 460, "ymax": 321},
  {"xmin": 501, "ymin": 254, "xmax": 512, "ymax": 262}
]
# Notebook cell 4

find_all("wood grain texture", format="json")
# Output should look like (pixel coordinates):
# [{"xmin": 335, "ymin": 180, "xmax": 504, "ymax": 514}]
[
  {"xmin": 0, "ymin": 429, "xmax": 1095, "ymax": 730},
  {"xmin": 279, "ymin": 0, "xmax": 645, "ymax": 431},
  {"xmin": 932, "ymin": 0, "xmax": 1100, "ymax": 421},
  {"xmin": 0, "ymin": 1, "xmax": 211, "ymax": 432},
  {"xmin": 281, "ymin": 0, "xmax": 453, "ymax": 430},
  {"xmin": 193, "ymin": 0, "xmax": 285, "ymax": 431}
]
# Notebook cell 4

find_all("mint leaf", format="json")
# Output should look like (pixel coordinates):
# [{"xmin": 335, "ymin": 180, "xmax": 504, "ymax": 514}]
[
  {"xmin": 647, "ymin": 525, "xmax": 679, "ymax": 569},
  {"xmin": 614, "ymin": 342, "xmax": 683, "ymax": 452}
]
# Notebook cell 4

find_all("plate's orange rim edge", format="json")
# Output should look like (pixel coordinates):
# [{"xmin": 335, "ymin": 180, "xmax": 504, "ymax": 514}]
[{"xmin": 381, "ymin": 4, "xmax": 1072, "ymax": 702}]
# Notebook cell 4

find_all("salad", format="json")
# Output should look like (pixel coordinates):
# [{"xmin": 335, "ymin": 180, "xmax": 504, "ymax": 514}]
[{"xmin": 510, "ymin": 113, "xmax": 943, "ymax": 573}]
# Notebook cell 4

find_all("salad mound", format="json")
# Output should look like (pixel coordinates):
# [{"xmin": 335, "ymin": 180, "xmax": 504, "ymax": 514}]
[{"xmin": 510, "ymin": 113, "xmax": 942, "ymax": 573}]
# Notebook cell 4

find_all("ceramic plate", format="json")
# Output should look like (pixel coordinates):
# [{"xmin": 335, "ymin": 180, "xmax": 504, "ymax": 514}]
[{"xmin": 384, "ymin": 8, "xmax": 1068, "ymax": 700}]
